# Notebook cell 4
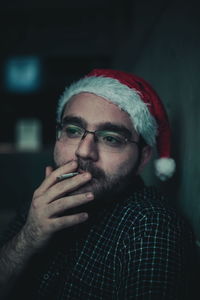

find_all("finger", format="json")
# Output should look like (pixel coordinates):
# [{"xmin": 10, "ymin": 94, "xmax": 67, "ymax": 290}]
[
  {"xmin": 51, "ymin": 212, "xmax": 89, "ymax": 231},
  {"xmin": 47, "ymin": 192, "xmax": 94, "ymax": 217},
  {"xmin": 45, "ymin": 166, "xmax": 53, "ymax": 178},
  {"xmin": 36, "ymin": 161, "xmax": 78, "ymax": 195},
  {"xmin": 45, "ymin": 172, "xmax": 92, "ymax": 203}
]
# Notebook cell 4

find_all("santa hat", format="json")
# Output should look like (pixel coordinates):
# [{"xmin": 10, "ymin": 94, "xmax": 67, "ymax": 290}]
[{"xmin": 57, "ymin": 69, "xmax": 175, "ymax": 181}]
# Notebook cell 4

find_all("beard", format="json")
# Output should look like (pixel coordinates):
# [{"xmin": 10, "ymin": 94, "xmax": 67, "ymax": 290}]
[
  {"xmin": 68, "ymin": 158, "xmax": 138, "ymax": 203},
  {"xmin": 54, "ymin": 157, "xmax": 139, "ymax": 217}
]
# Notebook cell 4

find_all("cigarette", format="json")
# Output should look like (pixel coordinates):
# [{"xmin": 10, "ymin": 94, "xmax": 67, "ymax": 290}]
[{"xmin": 56, "ymin": 172, "xmax": 79, "ymax": 181}]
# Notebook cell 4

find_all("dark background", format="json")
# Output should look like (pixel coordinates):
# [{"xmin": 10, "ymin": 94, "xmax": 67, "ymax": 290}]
[{"xmin": 0, "ymin": 0, "xmax": 128, "ymax": 146}]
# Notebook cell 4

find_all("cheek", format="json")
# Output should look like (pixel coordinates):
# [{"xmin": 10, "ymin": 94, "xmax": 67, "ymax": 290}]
[
  {"xmin": 54, "ymin": 142, "xmax": 75, "ymax": 166},
  {"xmin": 99, "ymin": 150, "xmax": 138, "ymax": 175}
]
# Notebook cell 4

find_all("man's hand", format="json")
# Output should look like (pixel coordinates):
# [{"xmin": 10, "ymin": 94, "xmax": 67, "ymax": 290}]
[
  {"xmin": 23, "ymin": 160, "xmax": 94, "ymax": 250},
  {"xmin": 0, "ymin": 160, "xmax": 93, "ymax": 291}
]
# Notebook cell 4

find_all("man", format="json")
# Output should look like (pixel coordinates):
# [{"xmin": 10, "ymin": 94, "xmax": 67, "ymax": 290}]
[{"xmin": 0, "ymin": 69, "xmax": 195, "ymax": 299}]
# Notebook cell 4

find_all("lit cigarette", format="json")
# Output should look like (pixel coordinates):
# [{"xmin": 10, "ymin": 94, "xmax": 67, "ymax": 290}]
[{"xmin": 57, "ymin": 172, "xmax": 79, "ymax": 181}]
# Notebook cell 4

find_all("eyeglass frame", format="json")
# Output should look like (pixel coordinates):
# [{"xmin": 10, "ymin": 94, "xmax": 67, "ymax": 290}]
[{"xmin": 56, "ymin": 122, "xmax": 141, "ymax": 149}]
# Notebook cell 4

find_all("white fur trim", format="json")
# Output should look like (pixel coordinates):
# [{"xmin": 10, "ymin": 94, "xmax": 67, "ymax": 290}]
[
  {"xmin": 154, "ymin": 158, "xmax": 176, "ymax": 181},
  {"xmin": 57, "ymin": 76, "xmax": 158, "ymax": 146}
]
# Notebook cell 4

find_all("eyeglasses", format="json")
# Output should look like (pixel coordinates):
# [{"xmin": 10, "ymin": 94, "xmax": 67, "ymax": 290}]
[{"xmin": 56, "ymin": 123, "xmax": 139, "ymax": 153}]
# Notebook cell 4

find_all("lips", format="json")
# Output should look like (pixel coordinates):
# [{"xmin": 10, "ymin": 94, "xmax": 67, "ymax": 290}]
[
  {"xmin": 77, "ymin": 159, "xmax": 106, "ymax": 180},
  {"xmin": 77, "ymin": 169, "xmax": 86, "ymax": 174}
]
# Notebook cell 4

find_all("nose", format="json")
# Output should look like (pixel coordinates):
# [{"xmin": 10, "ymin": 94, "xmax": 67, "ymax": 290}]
[{"xmin": 75, "ymin": 133, "xmax": 99, "ymax": 161}]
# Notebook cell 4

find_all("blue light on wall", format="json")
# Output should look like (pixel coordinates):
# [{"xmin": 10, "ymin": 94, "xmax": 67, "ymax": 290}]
[{"xmin": 4, "ymin": 56, "xmax": 42, "ymax": 93}]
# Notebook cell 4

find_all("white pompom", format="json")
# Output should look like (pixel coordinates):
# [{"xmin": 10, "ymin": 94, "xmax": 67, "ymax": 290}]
[{"xmin": 154, "ymin": 158, "xmax": 176, "ymax": 181}]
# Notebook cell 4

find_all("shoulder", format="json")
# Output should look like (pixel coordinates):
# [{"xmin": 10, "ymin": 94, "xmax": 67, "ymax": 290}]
[
  {"xmin": 116, "ymin": 185, "xmax": 174, "ymax": 222},
  {"xmin": 114, "ymin": 185, "xmax": 193, "ymax": 242}
]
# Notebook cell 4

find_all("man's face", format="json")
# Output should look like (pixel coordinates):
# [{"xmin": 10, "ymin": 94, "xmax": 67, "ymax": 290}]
[{"xmin": 54, "ymin": 92, "xmax": 145, "ymax": 200}]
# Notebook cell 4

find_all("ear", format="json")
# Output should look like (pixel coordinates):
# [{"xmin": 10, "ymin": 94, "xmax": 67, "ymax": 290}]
[{"xmin": 137, "ymin": 145, "xmax": 152, "ymax": 174}]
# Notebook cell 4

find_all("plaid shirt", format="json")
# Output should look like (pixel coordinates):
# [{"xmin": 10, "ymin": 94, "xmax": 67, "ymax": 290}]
[{"xmin": 1, "ymin": 179, "xmax": 195, "ymax": 300}]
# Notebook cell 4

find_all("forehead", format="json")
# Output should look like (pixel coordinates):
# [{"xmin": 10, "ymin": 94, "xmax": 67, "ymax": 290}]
[{"xmin": 62, "ymin": 92, "xmax": 135, "ymax": 131}]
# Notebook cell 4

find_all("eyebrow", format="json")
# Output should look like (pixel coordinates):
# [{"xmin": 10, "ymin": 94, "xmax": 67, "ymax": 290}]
[
  {"xmin": 62, "ymin": 116, "xmax": 87, "ymax": 127},
  {"xmin": 97, "ymin": 122, "xmax": 132, "ymax": 138},
  {"xmin": 62, "ymin": 115, "xmax": 132, "ymax": 138}
]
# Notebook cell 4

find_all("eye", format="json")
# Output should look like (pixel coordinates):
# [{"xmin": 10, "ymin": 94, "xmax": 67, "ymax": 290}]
[
  {"xmin": 98, "ymin": 131, "xmax": 126, "ymax": 147},
  {"xmin": 64, "ymin": 124, "xmax": 83, "ymax": 138}
]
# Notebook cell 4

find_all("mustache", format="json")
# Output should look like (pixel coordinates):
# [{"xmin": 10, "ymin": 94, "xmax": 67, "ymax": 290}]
[{"xmin": 77, "ymin": 159, "xmax": 105, "ymax": 179}]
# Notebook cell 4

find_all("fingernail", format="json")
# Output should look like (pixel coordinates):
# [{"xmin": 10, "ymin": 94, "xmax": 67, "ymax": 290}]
[
  {"xmin": 86, "ymin": 193, "xmax": 94, "ymax": 200},
  {"xmin": 83, "ymin": 173, "xmax": 91, "ymax": 179},
  {"xmin": 81, "ymin": 213, "xmax": 88, "ymax": 221}
]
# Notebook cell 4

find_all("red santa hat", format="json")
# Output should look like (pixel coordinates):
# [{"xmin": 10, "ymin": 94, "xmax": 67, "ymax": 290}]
[{"xmin": 57, "ymin": 68, "xmax": 176, "ymax": 181}]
